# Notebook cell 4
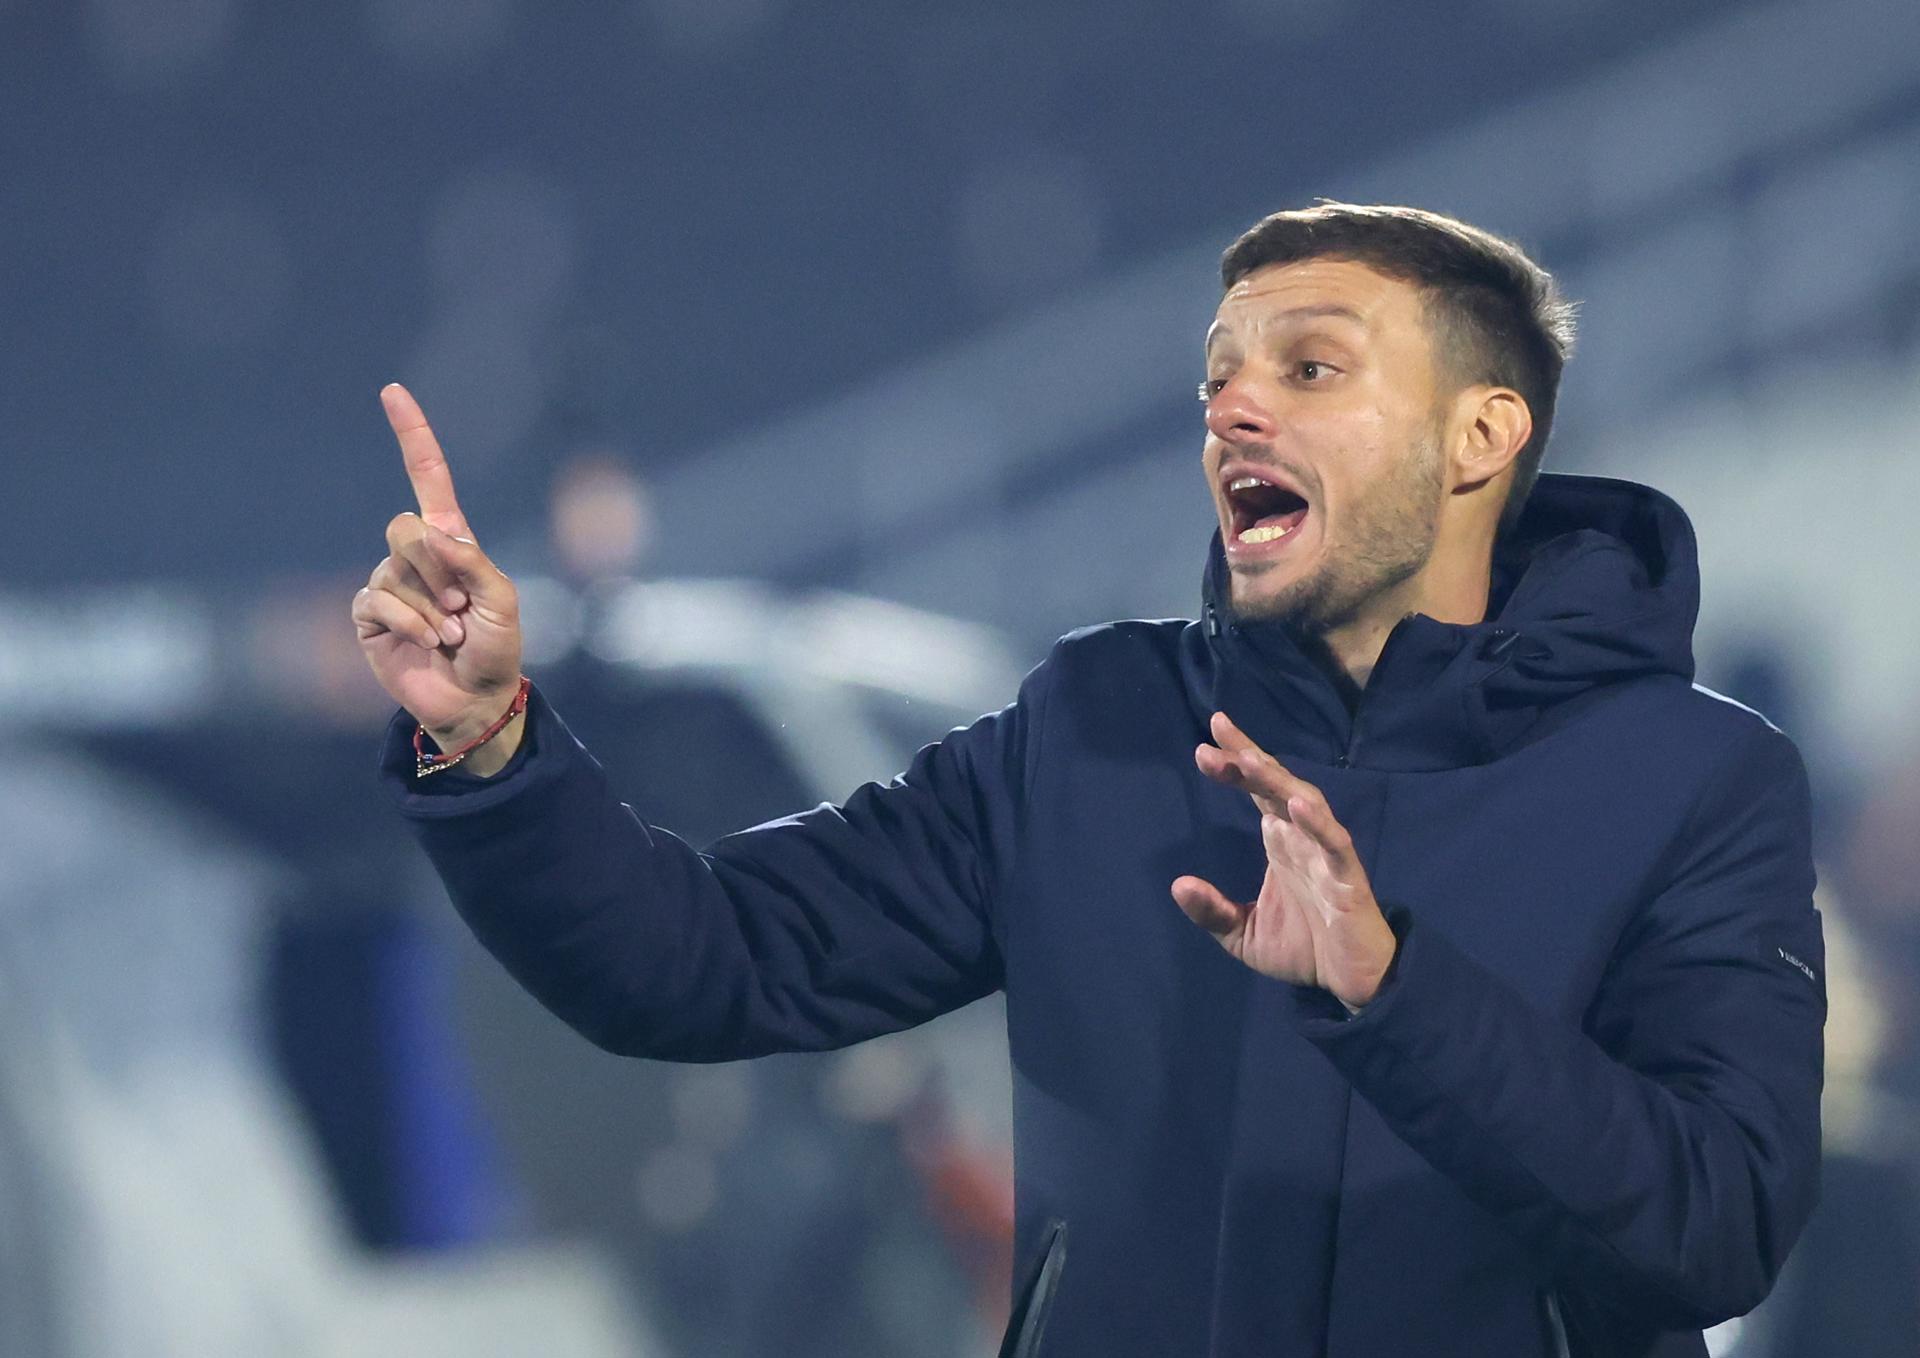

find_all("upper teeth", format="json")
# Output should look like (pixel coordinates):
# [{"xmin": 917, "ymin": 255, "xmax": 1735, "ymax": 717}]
[{"xmin": 1228, "ymin": 476, "xmax": 1271, "ymax": 493}]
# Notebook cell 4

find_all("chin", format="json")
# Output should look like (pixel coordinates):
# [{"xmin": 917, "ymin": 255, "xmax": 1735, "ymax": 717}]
[
  {"xmin": 1229, "ymin": 567, "xmax": 1318, "ymax": 624},
  {"xmin": 1231, "ymin": 539, "xmax": 1376, "ymax": 631}
]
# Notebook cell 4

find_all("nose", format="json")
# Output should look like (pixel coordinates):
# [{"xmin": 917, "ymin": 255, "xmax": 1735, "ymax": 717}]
[{"xmin": 1204, "ymin": 369, "xmax": 1276, "ymax": 444}]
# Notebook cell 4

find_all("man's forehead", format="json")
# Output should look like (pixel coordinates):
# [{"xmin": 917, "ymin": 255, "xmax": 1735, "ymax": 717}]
[{"xmin": 1208, "ymin": 258, "xmax": 1414, "ymax": 347}]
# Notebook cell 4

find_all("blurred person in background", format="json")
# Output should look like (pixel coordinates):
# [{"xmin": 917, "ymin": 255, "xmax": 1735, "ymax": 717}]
[
  {"xmin": 1735, "ymin": 887, "xmax": 1920, "ymax": 1356},
  {"xmin": 351, "ymin": 203, "xmax": 1824, "ymax": 1356}
]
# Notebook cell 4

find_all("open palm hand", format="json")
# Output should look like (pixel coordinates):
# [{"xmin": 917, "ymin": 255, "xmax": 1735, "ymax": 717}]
[{"xmin": 1171, "ymin": 712, "xmax": 1398, "ymax": 1010}]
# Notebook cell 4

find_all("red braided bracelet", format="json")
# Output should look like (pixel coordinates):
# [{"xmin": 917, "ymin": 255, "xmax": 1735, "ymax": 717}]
[{"xmin": 414, "ymin": 676, "xmax": 532, "ymax": 778}]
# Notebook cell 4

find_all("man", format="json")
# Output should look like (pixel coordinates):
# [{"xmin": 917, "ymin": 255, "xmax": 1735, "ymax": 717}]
[{"xmin": 354, "ymin": 203, "xmax": 1824, "ymax": 1356}]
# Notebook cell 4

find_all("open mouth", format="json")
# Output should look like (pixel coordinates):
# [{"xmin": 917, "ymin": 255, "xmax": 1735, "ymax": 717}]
[{"xmin": 1223, "ymin": 471, "xmax": 1311, "ymax": 546}]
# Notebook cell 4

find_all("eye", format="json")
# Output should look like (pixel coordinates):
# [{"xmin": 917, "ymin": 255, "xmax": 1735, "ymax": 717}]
[
  {"xmin": 1295, "ymin": 360, "xmax": 1336, "ymax": 382},
  {"xmin": 1197, "ymin": 378, "xmax": 1227, "ymax": 403}
]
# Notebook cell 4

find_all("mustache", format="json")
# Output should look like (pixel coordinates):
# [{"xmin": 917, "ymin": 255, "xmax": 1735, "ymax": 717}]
[{"xmin": 1215, "ymin": 446, "xmax": 1323, "ymax": 501}]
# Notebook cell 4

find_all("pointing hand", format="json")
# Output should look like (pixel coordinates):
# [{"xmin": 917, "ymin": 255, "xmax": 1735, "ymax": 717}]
[{"xmin": 351, "ymin": 384, "xmax": 524, "ymax": 746}]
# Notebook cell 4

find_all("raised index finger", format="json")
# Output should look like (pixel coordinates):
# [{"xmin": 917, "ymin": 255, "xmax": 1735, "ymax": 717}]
[{"xmin": 381, "ymin": 383, "xmax": 472, "ymax": 539}]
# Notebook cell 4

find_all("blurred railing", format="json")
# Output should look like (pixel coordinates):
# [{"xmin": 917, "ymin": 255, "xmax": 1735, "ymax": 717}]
[{"xmin": 634, "ymin": 0, "xmax": 1920, "ymax": 667}]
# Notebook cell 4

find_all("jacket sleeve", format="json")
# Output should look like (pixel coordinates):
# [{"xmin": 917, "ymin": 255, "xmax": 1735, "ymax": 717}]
[
  {"xmin": 379, "ymin": 667, "xmax": 1045, "ymax": 1061},
  {"xmin": 1291, "ymin": 726, "xmax": 1825, "ymax": 1334}
]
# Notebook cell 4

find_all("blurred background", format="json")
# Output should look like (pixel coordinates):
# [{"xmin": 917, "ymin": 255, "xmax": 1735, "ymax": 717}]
[{"xmin": 2, "ymin": 0, "xmax": 1917, "ymax": 1353}]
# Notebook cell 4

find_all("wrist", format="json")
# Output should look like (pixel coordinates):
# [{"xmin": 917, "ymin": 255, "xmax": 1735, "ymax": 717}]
[
  {"xmin": 448, "ymin": 710, "xmax": 525, "ymax": 778},
  {"xmin": 1335, "ymin": 912, "xmax": 1404, "ymax": 1013},
  {"xmin": 415, "ymin": 677, "xmax": 530, "ymax": 779},
  {"xmin": 424, "ymin": 684, "xmax": 524, "ymax": 749}
]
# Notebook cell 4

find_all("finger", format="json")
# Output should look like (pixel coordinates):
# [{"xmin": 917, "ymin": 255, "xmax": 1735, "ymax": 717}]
[
  {"xmin": 1170, "ymin": 875, "xmax": 1246, "ymax": 940},
  {"xmin": 1260, "ymin": 811, "xmax": 1293, "ymax": 857},
  {"xmin": 1210, "ymin": 710, "xmax": 1260, "ymax": 755},
  {"xmin": 1197, "ymin": 745, "xmax": 1300, "ymax": 824},
  {"xmin": 382, "ymin": 383, "xmax": 472, "ymax": 539},
  {"xmin": 1193, "ymin": 743, "xmax": 1287, "ymax": 817},
  {"xmin": 370, "ymin": 556, "xmax": 466, "ymax": 646},
  {"xmin": 1207, "ymin": 712, "xmax": 1323, "ymax": 810},
  {"xmin": 419, "ymin": 521, "xmax": 515, "ymax": 612},
  {"xmin": 1261, "ymin": 811, "xmax": 1323, "ymax": 876},
  {"xmin": 1207, "ymin": 711, "xmax": 1298, "ymax": 794},
  {"xmin": 386, "ymin": 513, "xmax": 468, "ymax": 612},
  {"xmin": 1285, "ymin": 793, "xmax": 1361, "ymax": 877},
  {"xmin": 353, "ymin": 586, "xmax": 448, "ymax": 652}
]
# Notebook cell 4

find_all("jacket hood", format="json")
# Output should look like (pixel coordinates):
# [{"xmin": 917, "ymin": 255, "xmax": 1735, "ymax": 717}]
[{"xmin": 1188, "ymin": 473, "xmax": 1701, "ymax": 771}]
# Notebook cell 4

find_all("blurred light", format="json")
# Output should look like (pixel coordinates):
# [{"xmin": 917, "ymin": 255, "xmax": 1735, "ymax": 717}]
[
  {"xmin": 824, "ymin": 1038, "xmax": 925, "ymax": 1124},
  {"xmin": 426, "ymin": 166, "xmax": 578, "ymax": 321},
  {"xmin": 514, "ymin": 575, "xmax": 585, "ymax": 667},
  {"xmin": 634, "ymin": 1145, "xmax": 716, "ymax": 1231},
  {"xmin": 666, "ymin": 1065, "xmax": 752, "ymax": 1148},
  {"xmin": 1817, "ymin": 889, "xmax": 1890, "ymax": 1149},
  {"xmin": 0, "ymin": 591, "xmax": 213, "ymax": 727},
  {"xmin": 953, "ymin": 148, "xmax": 1106, "ymax": 304},
  {"xmin": 147, "ymin": 195, "xmax": 292, "ymax": 350},
  {"xmin": 87, "ymin": 0, "xmax": 234, "ymax": 88},
  {"xmin": 367, "ymin": 0, "xmax": 516, "ymax": 67},
  {"xmin": 592, "ymin": 579, "xmax": 782, "ymax": 671},
  {"xmin": 590, "ymin": 579, "xmax": 1021, "ymax": 712},
  {"xmin": 780, "ymin": 592, "xmax": 1021, "ymax": 711},
  {"xmin": 635, "ymin": 0, "xmax": 783, "ymax": 57}
]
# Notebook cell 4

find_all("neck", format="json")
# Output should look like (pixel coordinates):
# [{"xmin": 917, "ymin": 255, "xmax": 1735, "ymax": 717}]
[{"xmin": 1309, "ymin": 538, "xmax": 1496, "ymax": 696}]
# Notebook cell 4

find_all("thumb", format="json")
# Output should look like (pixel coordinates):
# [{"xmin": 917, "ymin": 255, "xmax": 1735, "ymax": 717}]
[
  {"xmin": 422, "ymin": 523, "xmax": 512, "ymax": 607},
  {"xmin": 1171, "ymin": 875, "xmax": 1245, "ymax": 939}
]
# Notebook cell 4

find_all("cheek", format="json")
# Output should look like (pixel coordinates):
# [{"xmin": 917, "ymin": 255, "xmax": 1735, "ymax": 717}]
[
  {"xmin": 1326, "ymin": 413, "xmax": 1416, "ymax": 494},
  {"xmin": 1302, "ymin": 424, "xmax": 1394, "ymax": 522}
]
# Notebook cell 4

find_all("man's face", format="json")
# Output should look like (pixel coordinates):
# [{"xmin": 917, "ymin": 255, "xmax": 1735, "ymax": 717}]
[{"xmin": 1202, "ymin": 257, "xmax": 1451, "ymax": 629}]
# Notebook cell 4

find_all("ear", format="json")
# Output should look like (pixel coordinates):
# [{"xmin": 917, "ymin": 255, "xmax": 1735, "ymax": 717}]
[{"xmin": 1447, "ymin": 386, "xmax": 1532, "ymax": 495}]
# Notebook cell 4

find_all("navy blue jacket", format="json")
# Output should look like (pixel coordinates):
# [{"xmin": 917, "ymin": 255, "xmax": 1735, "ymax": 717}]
[{"xmin": 383, "ymin": 474, "xmax": 1825, "ymax": 1357}]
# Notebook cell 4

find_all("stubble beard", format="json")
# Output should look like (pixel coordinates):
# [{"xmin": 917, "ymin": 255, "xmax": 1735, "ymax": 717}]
[{"xmin": 1229, "ymin": 427, "xmax": 1446, "ymax": 634}]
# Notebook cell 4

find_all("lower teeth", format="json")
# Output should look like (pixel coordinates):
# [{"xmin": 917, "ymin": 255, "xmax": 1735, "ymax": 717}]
[{"xmin": 1241, "ymin": 523, "xmax": 1295, "ymax": 544}]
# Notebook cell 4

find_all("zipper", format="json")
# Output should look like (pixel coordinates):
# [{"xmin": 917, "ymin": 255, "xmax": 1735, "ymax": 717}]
[
  {"xmin": 1338, "ymin": 614, "xmax": 1417, "ymax": 769},
  {"xmin": 998, "ymin": 1219, "xmax": 1069, "ymax": 1357},
  {"xmin": 1543, "ymin": 1290, "xmax": 1572, "ymax": 1358},
  {"xmin": 1209, "ymin": 603, "xmax": 1415, "ymax": 770}
]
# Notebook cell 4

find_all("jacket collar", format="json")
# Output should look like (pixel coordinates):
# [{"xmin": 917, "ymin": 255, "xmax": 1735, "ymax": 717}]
[{"xmin": 1184, "ymin": 474, "xmax": 1701, "ymax": 771}]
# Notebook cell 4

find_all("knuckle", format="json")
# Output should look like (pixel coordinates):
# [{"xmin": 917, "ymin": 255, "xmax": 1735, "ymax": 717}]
[
  {"xmin": 398, "ymin": 543, "xmax": 449, "ymax": 586},
  {"xmin": 374, "ymin": 560, "xmax": 432, "ymax": 609},
  {"xmin": 385, "ymin": 511, "xmax": 422, "ymax": 546}
]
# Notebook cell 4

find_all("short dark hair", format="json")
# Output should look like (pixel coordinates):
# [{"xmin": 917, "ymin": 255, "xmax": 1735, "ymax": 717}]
[{"xmin": 1220, "ymin": 202, "xmax": 1577, "ymax": 532}]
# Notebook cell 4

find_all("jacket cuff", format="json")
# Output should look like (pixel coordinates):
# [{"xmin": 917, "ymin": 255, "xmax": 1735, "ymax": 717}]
[
  {"xmin": 1286, "ymin": 902, "xmax": 1418, "ymax": 1031},
  {"xmin": 378, "ymin": 681, "xmax": 563, "ymax": 818}
]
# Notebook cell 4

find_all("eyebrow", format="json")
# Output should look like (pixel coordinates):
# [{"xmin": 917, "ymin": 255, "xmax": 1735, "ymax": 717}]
[{"xmin": 1206, "ymin": 304, "xmax": 1367, "ymax": 355}]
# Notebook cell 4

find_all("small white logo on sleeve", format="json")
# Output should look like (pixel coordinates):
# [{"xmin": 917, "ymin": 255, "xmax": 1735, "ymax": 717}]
[{"xmin": 1776, "ymin": 947, "xmax": 1816, "ymax": 984}]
